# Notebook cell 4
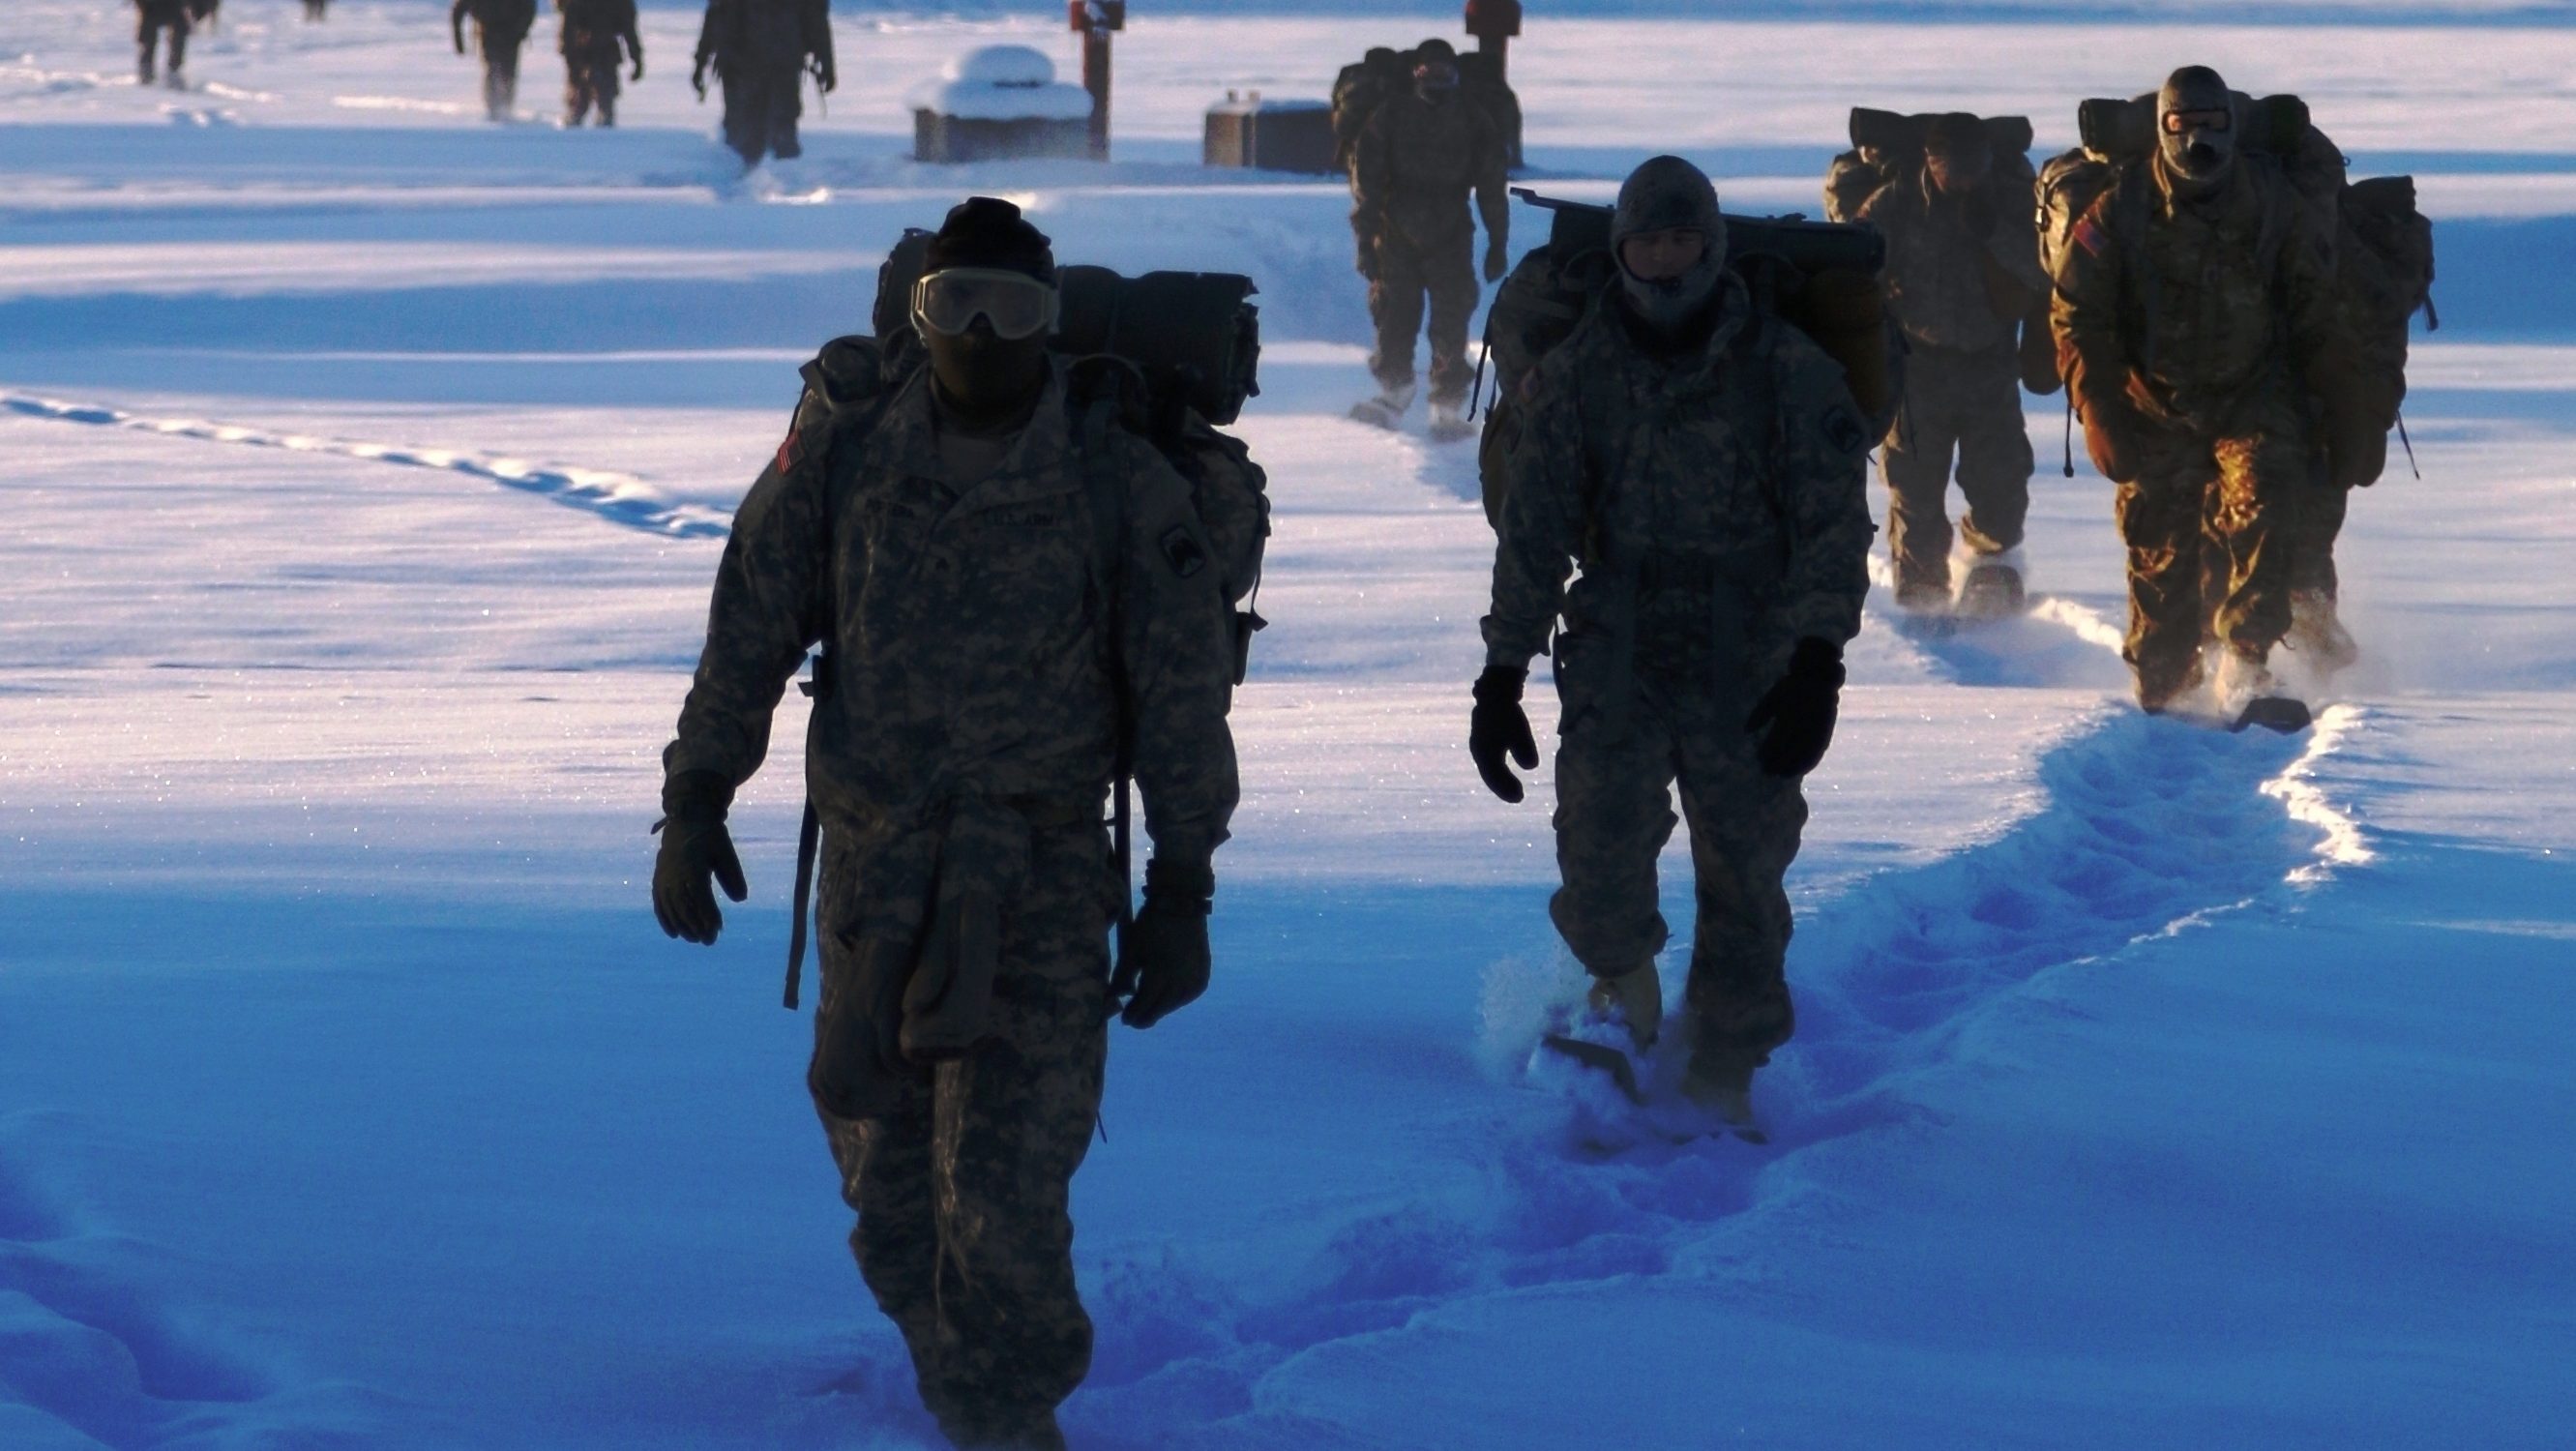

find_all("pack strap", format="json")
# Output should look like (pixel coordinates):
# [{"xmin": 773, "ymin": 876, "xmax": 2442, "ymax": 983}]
[
  {"xmin": 1075, "ymin": 390, "xmax": 1138, "ymax": 962},
  {"xmin": 784, "ymin": 797, "xmax": 819, "ymax": 1009},
  {"xmin": 2062, "ymin": 392, "xmax": 2077, "ymax": 479},
  {"xmin": 2396, "ymin": 410, "xmax": 2420, "ymax": 481}
]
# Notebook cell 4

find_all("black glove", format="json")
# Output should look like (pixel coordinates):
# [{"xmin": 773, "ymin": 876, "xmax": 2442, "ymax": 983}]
[
  {"xmin": 631, "ymin": 55, "xmax": 644, "ymax": 82},
  {"xmin": 1483, "ymin": 239, "xmax": 1508, "ymax": 284},
  {"xmin": 651, "ymin": 770, "xmax": 747, "ymax": 944},
  {"xmin": 1112, "ymin": 858, "xmax": 1212, "ymax": 1028},
  {"xmin": 1745, "ymin": 637, "xmax": 1845, "ymax": 778},
  {"xmin": 815, "ymin": 60, "xmax": 837, "ymax": 94},
  {"xmin": 1469, "ymin": 666, "xmax": 1538, "ymax": 803},
  {"xmin": 691, "ymin": 56, "xmax": 708, "ymax": 101}
]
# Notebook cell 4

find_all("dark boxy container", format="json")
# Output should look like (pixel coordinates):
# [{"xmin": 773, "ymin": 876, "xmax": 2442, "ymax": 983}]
[
  {"xmin": 1203, "ymin": 95, "xmax": 1336, "ymax": 175},
  {"xmin": 914, "ymin": 111, "xmax": 1093, "ymax": 164}
]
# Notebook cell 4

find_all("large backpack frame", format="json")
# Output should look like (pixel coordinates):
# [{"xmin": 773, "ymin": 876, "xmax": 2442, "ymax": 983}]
[
  {"xmin": 1472, "ymin": 187, "xmax": 1891, "ymax": 528},
  {"xmin": 2035, "ymin": 91, "xmax": 2437, "ymax": 483}
]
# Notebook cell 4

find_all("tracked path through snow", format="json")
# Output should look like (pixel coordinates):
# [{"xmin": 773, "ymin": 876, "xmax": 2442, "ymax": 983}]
[
  {"xmin": 1035, "ymin": 602, "xmax": 2384, "ymax": 1448},
  {"xmin": 1, "ymin": 390, "xmax": 729, "ymax": 541}
]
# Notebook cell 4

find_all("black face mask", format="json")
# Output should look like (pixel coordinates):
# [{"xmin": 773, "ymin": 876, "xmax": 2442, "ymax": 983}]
[{"xmin": 923, "ymin": 323, "xmax": 1049, "ymax": 429}]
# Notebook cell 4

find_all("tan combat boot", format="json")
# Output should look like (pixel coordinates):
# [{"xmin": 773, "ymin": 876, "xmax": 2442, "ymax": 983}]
[{"xmin": 1586, "ymin": 962, "xmax": 1663, "ymax": 1051}]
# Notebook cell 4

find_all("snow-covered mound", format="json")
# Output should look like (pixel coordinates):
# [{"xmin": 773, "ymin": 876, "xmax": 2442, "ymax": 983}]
[{"xmin": 904, "ymin": 44, "xmax": 1094, "ymax": 123}]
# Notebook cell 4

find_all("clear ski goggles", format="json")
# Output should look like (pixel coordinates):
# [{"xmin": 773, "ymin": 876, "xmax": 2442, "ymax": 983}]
[
  {"xmin": 909, "ymin": 267, "xmax": 1060, "ymax": 341},
  {"xmin": 2162, "ymin": 106, "xmax": 2232, "ymax": 134},
  {"xmin": 1412, "ymin": 60, "xmax": 1460, "ymax": 89}
]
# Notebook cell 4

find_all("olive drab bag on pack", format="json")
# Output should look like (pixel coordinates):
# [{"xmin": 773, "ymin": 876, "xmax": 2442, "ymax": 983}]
[
  {"xmin": 1827, "ymin": 107, "xmax": 2056, "ymax": 394},
  {"xmin": 2034, "ymin": 91, "xmax": 2437, "ymax": 483},
  {"xmin": 1472, "ymin": 185, "xmax": 1892, "ymax": 528}
]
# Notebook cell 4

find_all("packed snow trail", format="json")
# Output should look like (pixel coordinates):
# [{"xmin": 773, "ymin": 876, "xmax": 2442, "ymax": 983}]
[{"xmin": 0, "ymin": 391, "xmax": 727, "ymax": 541}]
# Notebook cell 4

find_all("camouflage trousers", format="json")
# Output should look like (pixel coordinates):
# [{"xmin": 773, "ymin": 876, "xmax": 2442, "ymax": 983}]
[
  {"xmin": 813, "ymin": 823, "xmax": 1112, "ymax": 1447},
  {"xmin": 135, "ymin": 4, "xmax": 190, "ymax": 75},
  {"xmin": 2113, "ymin": 380, "xmax": 2308, "ymax": 708},
  {"xmin": 1367, "ymin": 230, "xmax": 1479, "ymax": 406},
  {"xmin": 1549, "ymin": 657, "xmax": 1806, "ymax": 1072},
  {"xmin": 475, "ymin": 27, "xmax": 527, "ymax": 120},
  {"xmin": 1882, "ymin": 341, "xmax": 2031, "ymax": 599},
  {"xmin": 563, "ymin": 47, "xmax": 623, "ymax": 126},
  {"xmin": 2281, "ymin": 454, "xmax": 2352, "ymax": 601},
  {"xmin": 720, "ymin": 61, "xmax": 804, "ymax": 165}
]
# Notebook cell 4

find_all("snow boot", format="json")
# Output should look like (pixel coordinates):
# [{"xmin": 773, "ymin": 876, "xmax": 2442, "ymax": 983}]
[
  {"xmin": 2286, "ymin": 588, "xmax": 2359, "ymax": 675},
  {"xmin": 1892, "ymin": 575, "xmax": 1950, "ymax": 615},
  {"xmin": 1679, "ymin": 1054, "xmax": 1765, "ymax": 1143},
  {"xmin": 1348, "ymin": 380, "xmax": 1415, "ymax": 430},
  {"xmin": 1586, "ymin": 962, "xmax": 1663, "ymax": 1051},
  {"xmin": 1429, "ymin": 399, "xmax": 1476, "ymax": 443},
  {"xmin": 1954, "ymin": 558, "xmax": 2027, "ymax": 619}
]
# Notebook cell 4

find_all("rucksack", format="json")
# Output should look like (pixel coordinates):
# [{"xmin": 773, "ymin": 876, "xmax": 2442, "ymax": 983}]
[
  {"xmin": 872, "ymin": 226, "xmax": 1270, "ymax": 609},
  {"xmin": 1827, "ymin": 108, "xmax": 2055, "ymax": 393},
  {"xmin": 1330, "ymin": 52, "xmax": 1407, "ymax": 173},
  {"xmin": 2036, "ymin": 92, "xmax": 2436, "ymax": 482},
  {"xmin": 1825, "ymin": 108, "xmax": 2038, "ymax": 226},
  {"xmin": 1474, "ymin": 187, "xmax": 1891, "ymax": 527}
]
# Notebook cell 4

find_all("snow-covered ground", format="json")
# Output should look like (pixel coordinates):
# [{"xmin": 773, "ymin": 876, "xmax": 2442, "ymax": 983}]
[{"xmin": 3, "ymin": 3, "xmax": 2573, "ymax": 1448}]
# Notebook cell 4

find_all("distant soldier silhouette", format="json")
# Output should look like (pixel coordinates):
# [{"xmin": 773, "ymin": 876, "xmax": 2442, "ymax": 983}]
[
  {"xmin": 452, "ymin": 0, "xmax": 539, "ymax": 123},
  {"xmin": 558, "ymin": 0, "xmax": 642, "ymax": 129},
  {"xmin": 694, "ymin": 0, "xmax": 835, "ymax": 169}
]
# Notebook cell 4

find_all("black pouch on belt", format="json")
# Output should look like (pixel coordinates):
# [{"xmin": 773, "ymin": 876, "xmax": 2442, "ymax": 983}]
[{"xmin": 808, "ymin": 932, "xmax": 927, "ymax": 1122}]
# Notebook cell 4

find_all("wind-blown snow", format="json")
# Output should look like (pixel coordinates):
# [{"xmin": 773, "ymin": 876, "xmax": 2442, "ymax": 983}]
[{"xmin": 2, "ymin": 3, "xmax": 2572, "ymax": 1449}]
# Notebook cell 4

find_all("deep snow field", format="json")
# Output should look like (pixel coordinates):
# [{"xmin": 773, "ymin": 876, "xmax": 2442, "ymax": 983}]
[{"xmin": 5, "ymin": 2, "xmax": 2576, "ymax": 1447}]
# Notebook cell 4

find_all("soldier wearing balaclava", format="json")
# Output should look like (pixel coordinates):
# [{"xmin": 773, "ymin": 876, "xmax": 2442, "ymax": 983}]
[
  {"xmin": 1347, "ymin": 36, "xmax": 1512, "ymax": 438},
  {"xmin": 1470, "ymin": 155, "xmax": 1877, "ymax": 1134},
  {"xmin": 2050, "ymin": 66, "xmax": 2344, "ymax": 724}
]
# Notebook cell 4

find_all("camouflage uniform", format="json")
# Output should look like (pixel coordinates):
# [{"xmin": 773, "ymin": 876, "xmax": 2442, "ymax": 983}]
[
  {"xmin": 1482, "ymin": 277, "xmax": 1875, "ymax": 1072},
  {"xmin": 557, "ymin": 0, "xmax": 639, "ymax": 128},
  {"xmin": 666, "ymin": 355, "xmax": 1238, "ymax": 1443},
  {"xmin": 134, "ymin": 0, "xmax": 191, "ymax": 83},
  {"xmin": 696, "ymin": 0, "xmax": 832, "ymax": 167},
  {"xmin": 1351, "ymin": 89, "xmax": 1509, "ymax": 406},
  {"xmin": 2052, "ymin": 152, "xmax": 2336, "ymax": 707},
  {"xmin": 1857, "ymin": 169, "xmax": 2044, "ymax": 600},
  {"xmin": 453, "ymin": 0, "xmax": 538, "ymax": 120}
]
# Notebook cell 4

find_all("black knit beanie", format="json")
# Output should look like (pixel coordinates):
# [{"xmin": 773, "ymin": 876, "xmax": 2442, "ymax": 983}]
[{"xmin": 924, "ymin": 196, "xmax": 1056, "ymax": 282}]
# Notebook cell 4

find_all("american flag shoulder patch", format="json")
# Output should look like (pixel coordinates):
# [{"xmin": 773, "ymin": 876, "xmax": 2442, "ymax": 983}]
[
  {"xmin": 774, "ymin": 427, "xmax": 804, "ymax": 474},
  {"xmin": 2072, "ymin": 218, "xmax": 2109, "ymax": 258}
]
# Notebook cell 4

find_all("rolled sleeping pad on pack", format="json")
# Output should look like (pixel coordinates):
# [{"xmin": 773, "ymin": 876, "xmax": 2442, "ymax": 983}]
[
  {"xmin": 2078, "ymin": 91, "xmax": 2312, "ymax": 160},
  {"xmin": 874, "ymin": 226, "xmax": 1264, "ymax": 427},
  {"xmin": 1847, "ymin": 106, "xmax": 2034, "ymax": 161},
  {"xmin": 1515, "ymin": 188, "xmax": 1889, "ymax": 281}
]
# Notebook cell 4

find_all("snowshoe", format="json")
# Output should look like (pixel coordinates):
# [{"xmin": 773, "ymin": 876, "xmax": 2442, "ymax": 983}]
[
  {"xmin": 1349, "ymin": 380, "xmax": 1415, "ymax": 432},
  {"xmin": 2286, "ymin": 589, "xmax": 2360, "ymax": 675},
  {"xmin": 1428, "ymin": 401, "xmax": 1477, "ymax": 444},
  {"xmin": 1540, "ymin": 1033, "xmax": 1644, "ymax": 1105},
  {"xmin": 1953, "ymin": 560, "xmax": 2028, "ymax": 620},
  {"xmin": 2230, "ymin": 695, "xmax": 2314, "ymax": 735},
  {"xmin": 1348, "ymin": 396, "xmax": 1405, "ymax": 430}
]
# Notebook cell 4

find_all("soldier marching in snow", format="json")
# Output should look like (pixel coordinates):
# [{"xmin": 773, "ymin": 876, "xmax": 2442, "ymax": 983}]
[
  {"xmin": 654, "ymin": 199, "xmax": 1244, "ymax": 1450},
  {"xmin": 693, "ymin": 0, "xmax": 834, "ymax": 169},
  {"xmin": 452, "ymin": 0, "xmax": 538, "ymax": 122},
  {"xmin": 1347, "ymin": 38, "xmax": 1511, "ymax": 441},
  {"xmin": 2050, "ymin": 67, "xmax": 2359, "ymax": 725},
  {"xmin": 556, "ymin": 0, "xmax": 641, "ymax": 129},
  {"xmin": 1470, "ymin": 157, "xmax": 1876, "ymax": 1131},
  {"xmin": 1829, "ymin": 112, "xmax": 2049, "ymax": 617}
]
